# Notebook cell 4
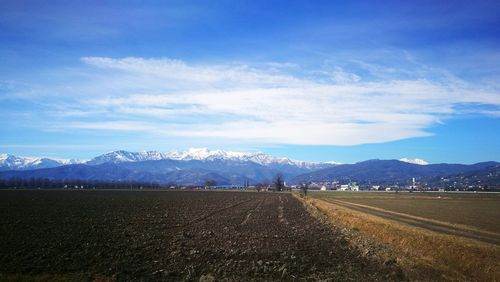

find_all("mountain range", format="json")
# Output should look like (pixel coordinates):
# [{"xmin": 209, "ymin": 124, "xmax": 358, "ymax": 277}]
[
  {"xmin": 0, "ymin": 149, "xmax": 336, "ymax": 186},
  {"xmin": 1, "ymin": 149, "xmax": 336, "ymax": 171},
  {"xmin": 0, "ymin": 154, "xmax": 81, "ymax": 171},
  {"xmin": 0, "ymin": 149, "xmax": 498, "ymax": 187},
  {"xmin": 291, "ymin": 159, "xmax": 500, "ymax": 185}
]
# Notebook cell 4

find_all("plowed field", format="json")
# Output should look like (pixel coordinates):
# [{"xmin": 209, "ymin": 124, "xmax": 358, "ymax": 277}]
[{"xmin": 0, "ymin": 190, "xmax": 402, "ymax": 281}]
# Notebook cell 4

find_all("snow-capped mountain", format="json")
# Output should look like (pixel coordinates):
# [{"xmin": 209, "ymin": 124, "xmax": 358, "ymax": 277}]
[
  {"xmin": 59, "ymin": 159, "xmax": 84, "ymax": 165},
  {"xmin": 87, "ymin": 150, "xmax": 168, "ymax": 165},
  {"xmin": 0, "ymin": 154, "xmax": 81, "ymax": 171},
  {"xmin": 166, "ymin": 148, "xmax": 245, "ymax": 161},
  {"xmin": 2, "ymin": 151, "xmax": 498, "ymax": 186},
  {"xmin": 399, "ymin": 158, "xmax": 429, "ymax": 165},
  {"xmin": 164, "ymin": 148, "xmax": 335, "ymax": 169},
  {"xmin": 1, "ymin": 149, "xmax": 339, "ymax": 172}
]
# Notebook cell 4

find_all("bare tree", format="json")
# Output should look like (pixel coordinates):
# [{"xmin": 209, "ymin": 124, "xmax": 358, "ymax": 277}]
[
  {"xmin": 205, "ymin": 179, "xmax": 216, "ymax": 189},
  {"xmin": 274, "ymin": 173, "xmax": 285, "ymax": 192},
  {"xmin": 301, "ymin": 182, "xmax": 309, "ymax": 197}
]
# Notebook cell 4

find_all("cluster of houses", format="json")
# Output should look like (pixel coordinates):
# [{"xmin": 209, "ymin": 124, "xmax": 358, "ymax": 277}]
[
  {"xmin": 199, "ymin": 177, "xmax": 498, "ymax": 192},
  {"xmin": 290, "ymin": 181, "xmax": 414, "ymax": 192},
  {"xmin": 290, "ymin": 181, "xmax": 361, "ymax": 191}
]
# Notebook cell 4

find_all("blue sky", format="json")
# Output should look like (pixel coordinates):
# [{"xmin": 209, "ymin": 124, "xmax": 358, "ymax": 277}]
[{"xmin": 1, "ymin": 0, "xmax": 499, "ymax": 163}]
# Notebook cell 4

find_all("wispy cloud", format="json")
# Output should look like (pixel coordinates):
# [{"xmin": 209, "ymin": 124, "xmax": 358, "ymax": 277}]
[{"xmin": 4, "ymin": 56, "xmax": 500, "ymax": 146}]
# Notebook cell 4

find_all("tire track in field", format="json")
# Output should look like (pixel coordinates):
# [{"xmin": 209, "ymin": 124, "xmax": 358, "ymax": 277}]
[
  {"xmin": 328, "ymin": 199, "xmax": 500, "ymax": 245},
  {"xmin": 278, "ymin": 195, "xmax": 289, "ymax": 225},
  {"xmin": 240, "ymin": 198, "xmax": 264, "ymax": 226},
  {"xmin": 181, "ymin": 198, "xmax": 254, "ymax": 227}
]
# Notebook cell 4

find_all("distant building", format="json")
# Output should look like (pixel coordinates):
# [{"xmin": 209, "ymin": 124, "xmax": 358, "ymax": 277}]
[
  {"xmin": 348, "ymin": 182, "xmax": 359, "ymax": 191},
  {"xmin": 339, "ymin": 182, "xmax": 359, "ymax": 191}
]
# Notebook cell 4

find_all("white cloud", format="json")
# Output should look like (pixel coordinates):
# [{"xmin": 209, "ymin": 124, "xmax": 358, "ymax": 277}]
[
  {"xmin": 18, "ymin": 57, "xmax": 500, "ymax": 146},
  {"xmin": 56, "ymin": 121, "xmax": 157, "ymax": 132},
  {"xmin": 80, "ymin": 56, "xmax": 304, "ymax": 88},
  {"xmin": 330, "ymin": 67, "xmax": 361, "ymax": 83}
]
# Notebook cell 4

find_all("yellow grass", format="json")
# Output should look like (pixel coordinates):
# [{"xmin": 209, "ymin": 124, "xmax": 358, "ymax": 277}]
[{"xmin": 296, "ymin": 195, "xmax": 500, "ymax": 281}]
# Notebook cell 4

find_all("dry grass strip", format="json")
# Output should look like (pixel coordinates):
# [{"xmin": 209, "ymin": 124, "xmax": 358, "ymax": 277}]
[{"xmin": 295, "ymin": 194, "xmax": 500, "ymax": 281}]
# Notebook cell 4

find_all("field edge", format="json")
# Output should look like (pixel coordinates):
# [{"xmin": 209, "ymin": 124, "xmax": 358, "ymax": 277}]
[{"xmin": 292, "ymin": 193, "xmax": 500, "ymax": 281}]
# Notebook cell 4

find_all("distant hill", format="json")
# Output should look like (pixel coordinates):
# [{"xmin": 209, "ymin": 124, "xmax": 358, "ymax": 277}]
[
  {"xmin": 291, "ymin": 159, "xmax": 500, "ymax": 185},
  {"xmin": 0, "ymin": 158, "xmax": 313, "ymax": 186},
  {"xmin": 425, "ymin": 164, "xmax": 500, "ymax": 188}
]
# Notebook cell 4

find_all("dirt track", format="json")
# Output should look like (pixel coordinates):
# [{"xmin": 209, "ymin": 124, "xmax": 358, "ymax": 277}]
[
  {"xmin": 326, "ymin": 199, "xmax": 500, "ymax": 245},
  {"xmin": 0, "ymin": 190, "xmax": 403, "ymax": 281}
]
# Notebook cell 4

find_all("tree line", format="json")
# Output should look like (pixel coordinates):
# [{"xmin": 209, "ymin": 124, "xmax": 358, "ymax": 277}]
[
  {"xmin": 0, "ymin": 177, "xmax": 169, "ymax": 190},
  {"xmin": 0, "ymin": 173, "xmax": 292, "ymax": 191}
]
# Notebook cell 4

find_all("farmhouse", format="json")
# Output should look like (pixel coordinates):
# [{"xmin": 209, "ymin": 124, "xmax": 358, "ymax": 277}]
[{"xmin": 348, "ymin": 182, "xmax": 359, "ymax": 191}]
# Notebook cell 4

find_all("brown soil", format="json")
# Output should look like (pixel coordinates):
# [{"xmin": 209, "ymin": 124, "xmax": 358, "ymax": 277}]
[{"xmin": 0, "ymin": 190, "xmax": 404, "ymax": 281}]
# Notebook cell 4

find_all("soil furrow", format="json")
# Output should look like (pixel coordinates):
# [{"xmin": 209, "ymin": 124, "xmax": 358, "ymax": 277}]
[{"xmin": 0, "ymin": 190, "xmax": 404, "ymax": 281}]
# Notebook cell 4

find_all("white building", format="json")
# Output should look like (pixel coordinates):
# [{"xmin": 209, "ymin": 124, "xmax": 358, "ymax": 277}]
[{"xmin": 348, "ymin": 182, "xmax": 359, "ymax": 191}]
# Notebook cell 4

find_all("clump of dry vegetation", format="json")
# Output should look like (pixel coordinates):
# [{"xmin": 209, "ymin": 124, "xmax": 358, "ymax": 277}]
[{"xmin": 296, "ymin": 194, "xmax": 500, "ymax": 281}]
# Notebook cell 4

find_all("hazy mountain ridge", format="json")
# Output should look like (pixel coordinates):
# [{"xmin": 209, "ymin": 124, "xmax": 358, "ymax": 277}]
[
  {"xmin": 0, "ymin": 149, "xmax": 333, "ymax": 185},
  {"xmin": 0, "ymin": 162, "xmax": 265, "ymax": 186},
  {"xmin": 1, "ymin": 151, "xmax": 498, "ymax": 187},
  {"xmin": 2, "ymin": 149, "xmax": 337, "ymax": 172},
  {"xmin": 425, "ymin": 164, "xmax": 500, "ymax": 187},
  {"xmin": 0, "ymin": 154, "xmax": 81, "ymax": 171},
  {"xmin": 86, "ymin": 148, "xmax": 337, "ymax": 169},
  {"xmin": 291, "ymin": 159, "xmax": 500, "ymax": 185},
  {"xmin": 86, "ymin": 150, "xmax": 168, "ymax": 165}
]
